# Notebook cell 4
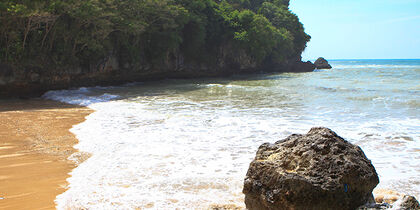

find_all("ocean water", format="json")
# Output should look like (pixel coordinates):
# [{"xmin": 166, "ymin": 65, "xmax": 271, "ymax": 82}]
[{"xmin": 44, "ymin": 59, "xmax": 420, "ymax": 209}]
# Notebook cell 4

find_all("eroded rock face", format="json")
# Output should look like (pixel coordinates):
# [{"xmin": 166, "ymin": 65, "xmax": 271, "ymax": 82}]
[
  {"xmin": 314, "ymin": 57, "xmax": 332, "ymax": 69},
  {"xmin": 0, "ymin": 63, "xmax": 15, "ymax": 85},
  {"xmin": 291, "ymin": 61, "xmax": 316, "ymax": 72},
  {"xmin": 243, "ymin": 127, "xmax": 379, "ymax": 210},
  {"xmin": 0, "ymin": 46, "xmax": 315, "ymax": 98}
]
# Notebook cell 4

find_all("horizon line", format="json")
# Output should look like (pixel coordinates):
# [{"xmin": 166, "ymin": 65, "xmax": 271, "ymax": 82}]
[{"xmin": 305, "ymin": 58, "xmax": 420, "ymax": 61}]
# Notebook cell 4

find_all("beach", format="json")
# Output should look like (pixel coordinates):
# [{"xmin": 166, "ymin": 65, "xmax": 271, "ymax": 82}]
[
  {"xmin": 40, "ymin": 59, "xmax": 419, "ymax": 209},
  {"xmin": 0, "ymin": 60, "xmax": 418, "ymax": 209},
  {"xmin": 0, "ymin": 99, "xmax": 92, "ymax": 209}
]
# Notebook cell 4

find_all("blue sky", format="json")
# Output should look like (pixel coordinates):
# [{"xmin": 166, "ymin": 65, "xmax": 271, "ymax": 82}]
[{"xmin": 289, "ymin": 0, "xmax": 420, "ymax": 60}]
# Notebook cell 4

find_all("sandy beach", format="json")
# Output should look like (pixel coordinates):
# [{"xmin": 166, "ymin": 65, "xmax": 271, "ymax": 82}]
[{"xmin": 0, "ymin": 99, "xmax": 92, "ymax": 210}]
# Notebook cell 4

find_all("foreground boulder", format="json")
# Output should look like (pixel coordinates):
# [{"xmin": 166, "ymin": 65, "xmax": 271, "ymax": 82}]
[
  {"xmin": 314, "ymin": 57, "xmax": 332, "ymax": 69},
  {"xmin": 243, "ymin": 127, "xmax": 379, "ymax": 210}
]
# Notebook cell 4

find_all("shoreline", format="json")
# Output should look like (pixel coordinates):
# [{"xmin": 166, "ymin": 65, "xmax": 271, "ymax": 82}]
[
  {"xmin": 0, "ymin": 91, "xmax": 418, "ymax": 208},
  {"xmin": 0, "ymin": 98, "xmax": 93, "ymax": 209}
]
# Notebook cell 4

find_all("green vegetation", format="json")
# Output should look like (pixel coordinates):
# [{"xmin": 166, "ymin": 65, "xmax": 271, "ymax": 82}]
[{"xmin": 0, "ymin": 0, "xmax": 310, "ymax": 69}]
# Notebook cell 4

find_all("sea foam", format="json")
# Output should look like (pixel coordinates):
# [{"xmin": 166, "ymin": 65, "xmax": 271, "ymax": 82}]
[
  {"xmin": 45, "ymin": 60, "xmax": 420, "ymax": 209},
  {"xmin": 44, "ymin": 87, "xmax": 120, "ymax": 106}
]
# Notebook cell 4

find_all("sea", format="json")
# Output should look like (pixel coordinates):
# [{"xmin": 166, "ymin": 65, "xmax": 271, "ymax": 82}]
[{"xmin": 44, "ymin": 59, "xmax": 420, "ymax": 209}]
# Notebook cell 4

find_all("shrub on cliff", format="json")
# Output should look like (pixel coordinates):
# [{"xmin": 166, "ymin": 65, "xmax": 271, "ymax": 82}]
[{"xmin": 0, "ymin": 0, "xmax": 310, "ymax": 69}]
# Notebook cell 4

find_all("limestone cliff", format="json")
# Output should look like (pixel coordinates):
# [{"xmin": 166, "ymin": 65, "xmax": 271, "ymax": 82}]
[
  {"xmin": 0, "ymin": 0, "xmax": 314, "ymax": 97},
  {"xmin": 0, "ymin": 49, "xmax": 314, "ymax": 98}
]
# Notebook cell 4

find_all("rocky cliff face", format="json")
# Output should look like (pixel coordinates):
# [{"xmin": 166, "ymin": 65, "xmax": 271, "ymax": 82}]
[
  {"xmin": 1, "ymin": 0, "xmax": 314, "ymax": 98},
  {"xmin": 0, "ymin": 47, "xmax": 314, "ymax": 98}
]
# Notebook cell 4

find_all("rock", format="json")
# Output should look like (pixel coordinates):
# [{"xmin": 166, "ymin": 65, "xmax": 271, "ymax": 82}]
[
  {"xmin": 393, "ymin": 195, "xmax": 420, "ymax": 210},
  {"xmin": 314, "ymin": 57, "xmax": 332, "ymax": 69},
  {"xmin": 243, "ymin": 127, "xmax": 379, "ymax": 210},
  {"xmin": 292, "ymin": 61, "xmax": 316, "ymax": 72},
  {"xmin": 97, "ymin": 53, "xmax": 119, "ymax": 72},
  {"xmin": 358, "ymin": 194, "xmax": 420, "ymax": 210}
]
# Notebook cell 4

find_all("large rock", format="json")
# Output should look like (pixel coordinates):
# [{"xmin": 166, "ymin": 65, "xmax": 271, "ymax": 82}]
[
  {"xmin": 314, "ymin": 57, "xmax": 332, "ymax": 69},
  {"xmin": 243, "ymin": 127, "xmax": 379, "ymax": 210}
]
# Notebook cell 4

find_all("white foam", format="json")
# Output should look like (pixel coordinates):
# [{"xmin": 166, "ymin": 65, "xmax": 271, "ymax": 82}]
[
  {"xmin": 48, "ymin": 66, "xmax": 419, "ymax": 209},
  {"xmin": 43, "ymin": 87, "xmax": 120, "ymax": 106}
]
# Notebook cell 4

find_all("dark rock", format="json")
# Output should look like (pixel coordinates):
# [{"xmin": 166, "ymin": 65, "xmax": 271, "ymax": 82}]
[
  {"xmin": 395, "ymin": 195, "xmax": 420, "ymax": 210},
  {"xmin": 0, "ymin": 44, "xmax": 315, "ymax": 98},
  {"xmin": 243, "ymin": 127, "xmax": 379, "ymax": 210},
  {"xmin": 292, "ymin": 61, "xmax": 316, "ymax": 72},
  {"xmin": 263, "ymin": 55, "xmax": 315, "ymax": 73},
  {"xmin": 314, "ymin": 57, "xmax": 332, "ymax": 69}
]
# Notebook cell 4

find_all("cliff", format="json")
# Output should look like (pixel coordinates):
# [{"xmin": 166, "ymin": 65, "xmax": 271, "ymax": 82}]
[{"xmin": 0, "ymin": 0, "xmax": 313, "ymax": 97}]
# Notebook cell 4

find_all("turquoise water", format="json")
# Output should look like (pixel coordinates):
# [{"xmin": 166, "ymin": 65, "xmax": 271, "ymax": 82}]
[{"xmin": 45, "ymin": 59, "xmax": 420, "ymax": 209}]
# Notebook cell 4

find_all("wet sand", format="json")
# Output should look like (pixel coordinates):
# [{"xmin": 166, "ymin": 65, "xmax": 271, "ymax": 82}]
[{"xmin": 0, "ymin": 99, "xmax": 93, "ymax": 210}]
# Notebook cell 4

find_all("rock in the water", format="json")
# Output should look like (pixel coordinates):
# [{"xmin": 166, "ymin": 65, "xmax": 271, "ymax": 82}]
[
  {"xmin": 292, "ymin": 61, "xmax": 316, "ymax": 72},
  {"xmin": 243, "ymin": 127, "xmax": 379, "ymax": 210},
  {"xmin": 393, "ymin": 195, "xmax": 420, "ymax": 210},
  {"xmin": 314, "ymin": 57, "xmax": 332, "ymax": 69}
]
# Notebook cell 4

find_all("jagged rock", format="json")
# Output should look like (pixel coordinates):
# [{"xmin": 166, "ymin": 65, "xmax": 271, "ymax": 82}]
[
  {"xmin": 291, "ymin": 61, "xmax": 316, "ymax": 72},
  {"xmin": 393, "ymin": 195, "xmax": 420, "ymax": 210},
  {"xmin": 314, "ymin": 57, "xmax": 332, "ymax": 69},
  {"xmin": 243, "ymin": 127, "xmax": 379, "ymax": 210}
]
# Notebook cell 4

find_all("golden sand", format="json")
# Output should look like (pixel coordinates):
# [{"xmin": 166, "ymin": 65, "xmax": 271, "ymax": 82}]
[{"xmin": 0, "ymin": 99, "xmax": 93, "ymax": 210}]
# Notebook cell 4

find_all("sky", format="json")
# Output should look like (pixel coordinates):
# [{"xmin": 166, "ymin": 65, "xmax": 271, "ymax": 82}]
[{"xmin": 289, "ymin": 0, "xmax": 420, "ymax": 60}]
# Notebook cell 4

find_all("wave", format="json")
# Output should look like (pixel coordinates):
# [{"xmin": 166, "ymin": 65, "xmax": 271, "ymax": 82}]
[
  {"xmin": 43, "ymin": 69, "xmax": 419, "ymax": 208},
  {"xmin": 333, "ymin": 64, "xmax": 419, "ymax": 69},
  {"xmin": 43, "ymin": 87, "xmax": 119, "ymax": 106}
]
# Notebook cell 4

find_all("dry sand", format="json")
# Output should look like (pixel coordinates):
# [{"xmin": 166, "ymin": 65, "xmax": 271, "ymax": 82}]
[{"xmin": 0, "ymin": 99, "xmax": 93, "ymax": 210}]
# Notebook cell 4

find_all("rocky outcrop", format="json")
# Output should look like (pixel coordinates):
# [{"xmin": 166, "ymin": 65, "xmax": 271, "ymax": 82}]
[
  {"xmin": 243, "ymin": 127, "xmax": 379, "ymax": 210},
  {"xmin": 314, "ymin": 57, "xmax": 332, "ymax": 69},
  {"xmin": 0, "ymin": 49, "xmax": 314, "ymax": 98},
  {"xmin": 287, "ymin": 60, "xmax": 316, "ymax": 73},
  {"xmin": 393, "ymin": 195, "xmax": 420, "ymax": 210}
]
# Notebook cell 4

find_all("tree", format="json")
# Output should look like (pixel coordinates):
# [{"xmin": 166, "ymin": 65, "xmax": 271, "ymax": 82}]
[{"xmin": 0, "ymin": 0, "xmax": 310, "ymax": 69}]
